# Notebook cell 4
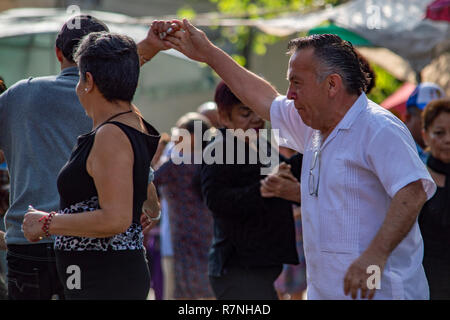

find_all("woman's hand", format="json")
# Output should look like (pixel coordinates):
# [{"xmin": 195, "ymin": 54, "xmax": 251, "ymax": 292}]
[
  {"xmin": 140, "ymin": 211, "xmax": 158, "ymax": 234},
  {"xmin": 260, "ymin": 162, "xmax": 301, "ymax": 202},
  {"xmin": 137, "ymin": 21, "xmax": 180, "ymax": 65},
  {"xmin": 163, "ymin": 19, "xmax": 215, "ymax": 64},
  {"xmin": 148, "ymin": 20, "xmax": 180, "ymax": 51},
  {"xmin": 22, "ymin": 206, "xmax": 46, "ymax": 242}
]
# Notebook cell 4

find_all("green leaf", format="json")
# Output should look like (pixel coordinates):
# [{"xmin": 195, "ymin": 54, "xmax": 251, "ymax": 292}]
[
  {"xmin": 231, "ymin": 54, "xmax": 247, "ymax": 66},
  {"xmin": 176, "ymin": 6, "xmax": 197, "ymax": 20},
  {"xmin": 367, "ymin": 63, "xmax": 402, "ymax": 104}
]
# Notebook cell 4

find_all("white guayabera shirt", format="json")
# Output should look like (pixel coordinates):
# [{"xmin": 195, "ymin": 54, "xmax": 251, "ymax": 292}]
[{"xmin": 270, "ymin": 93, "xmax": 436, "ymax": 300}]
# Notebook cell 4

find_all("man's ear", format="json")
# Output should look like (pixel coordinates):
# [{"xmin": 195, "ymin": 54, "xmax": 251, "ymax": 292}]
[
  {"xmin": 55, "ymin": 46, "xmax": 64, "ymax": 63},
  {"xmin": 327, "ymin": 73, "xmax": 342, "ymax": 98}
]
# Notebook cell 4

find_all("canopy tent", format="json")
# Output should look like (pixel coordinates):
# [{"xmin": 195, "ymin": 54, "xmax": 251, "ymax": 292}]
[
  {"xmin": 426, "ymin": 0, "xmax": 450, "ymax": 22},
  {"xmin": 184, "ymin": 0, "xmax": 449, "ymax": 86},
  {"xmin": 379, "ymin": 82, "xmax": 416, "ymax": 121},
  {"xmin": 0, "ymin": 8, "xmax": 216, "ymax": 133},
  {"xmin": 307, "ymin": 21, "xmax": 373, "ymax": 46},
  {"xmin": 249, "ymin": 0, "xmax": 450, "ymax": 76}
]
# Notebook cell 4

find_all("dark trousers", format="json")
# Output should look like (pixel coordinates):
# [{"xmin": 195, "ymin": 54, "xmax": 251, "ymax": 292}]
[
  {"xmin": 209, "ymin": 265, "xmax": 282, "ymax": 300},
  {"xmin": 55, "ymin": 249, "xmax": 150, "ymax": 300},
  {"xmin": 6, "ymin": 243, "xmax": 64, "ymax": 300}
]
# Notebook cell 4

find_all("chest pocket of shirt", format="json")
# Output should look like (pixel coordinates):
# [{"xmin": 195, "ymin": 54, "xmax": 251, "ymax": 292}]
[{"xmin": 318, "ymin": 156, "xmax": 360, "ymax": 254}]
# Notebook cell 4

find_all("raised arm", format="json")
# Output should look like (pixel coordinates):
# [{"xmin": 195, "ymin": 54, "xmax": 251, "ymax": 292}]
[
  {"xmin": 137, "ymin": 21, "xmax": 181, "ymax": 66},
  {"xmin": 162, "ymin": 19, "xmax": 279, "ymax": 121}
]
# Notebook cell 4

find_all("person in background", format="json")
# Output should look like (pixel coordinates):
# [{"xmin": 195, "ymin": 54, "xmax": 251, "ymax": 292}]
[
  {"xmin": 142, "ymin": 167, "xmax": 163, "ymax": 300},
  {"xmin": 0, "ymin": 150, "xmax": 8, "ymax": 300},
  {"xmin": 0, "ymin": 79, "xmax": 8, "ymax": 299},
  {"xmin": 418, "ymin": 98, "xmax": 450, "ymax": 299},
  {"xmin": 197, "ymin": 101, "xmax": 221, "ymax": 129},
  {"xmin": 154, "ymin": 112, "xmax": 215, "ymax": 300},
  {"xmin": 199, "ymin": 81, "xmax": 298, "ymax": 300},
  {"xmin": 153, "ymin": 133, "xmax": 176, "ymax": 300},
  {"xmin": 261, "ymin": 154, "xmax": 306, "ymax": 300},
  {"xmin": 0, "ymin": 150, "xmax": 8, "ymax": 249},
  {"xmin": 405, "ymin": 83, "xmax": 446, "ymax": 163},
  {"xmin": 142, "ymin": 134, "xmax": 169, "ymax": 300},
  {"xmin": 0, "ymin": 76, "xmax": 9, "ymax": 254},
  {"xmin": 0, "ymin": 77, "xmax": 6, "ymax": 93}
]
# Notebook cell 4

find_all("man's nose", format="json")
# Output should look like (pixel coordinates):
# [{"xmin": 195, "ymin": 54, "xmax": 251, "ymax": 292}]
[{"xmin": 287, "ymin": 87, "xmax": 297, "ymax": 100}]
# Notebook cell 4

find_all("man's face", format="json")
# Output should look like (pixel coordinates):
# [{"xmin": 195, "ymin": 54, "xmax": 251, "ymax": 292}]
[{"xmin": 286, "ymin": 48, "xmax": 329, "ymax": 130}]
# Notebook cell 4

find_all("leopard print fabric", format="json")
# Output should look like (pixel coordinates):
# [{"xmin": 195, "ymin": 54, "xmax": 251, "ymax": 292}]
[{"xmin": 54, "ymin": 196, "xmax": 144, "ymax": 251}]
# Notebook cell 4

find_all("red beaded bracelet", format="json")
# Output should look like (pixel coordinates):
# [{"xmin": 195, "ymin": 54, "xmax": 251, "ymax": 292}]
[{"xmin": 39, "ymin": 211, "xmax": 56, "ymax": 238}]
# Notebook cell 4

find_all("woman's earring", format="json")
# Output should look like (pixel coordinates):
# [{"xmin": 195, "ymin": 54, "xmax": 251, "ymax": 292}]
[{"xmin": 84, "ymin": 88, "xmax": 88, "ymax": 92}]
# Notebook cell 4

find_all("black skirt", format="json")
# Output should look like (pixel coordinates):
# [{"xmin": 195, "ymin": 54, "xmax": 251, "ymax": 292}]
[{"xmin": 55, "ymin": 249, "xmax": 150, "ymax": 300}]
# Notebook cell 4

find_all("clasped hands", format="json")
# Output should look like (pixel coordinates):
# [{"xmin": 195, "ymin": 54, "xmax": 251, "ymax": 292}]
[
  {"xmin": 22, "ymin": 206, "xmax": 47, "ymax": 242},
  {"xmin": 260, "ymin": 162, "xmax": 300, "ymax": 203},
  {"xmin": 140, "ymin": 18, "xmax": 212, "ymax": 64}
]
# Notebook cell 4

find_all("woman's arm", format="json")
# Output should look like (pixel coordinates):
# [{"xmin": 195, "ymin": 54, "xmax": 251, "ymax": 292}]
[
  {"xmin": 137, "ymin": 21, "xmax": 180, "ymax": 66},
  {"xmin": 142, "ymin": 182, "xmax": 160, "ymax": 219}
]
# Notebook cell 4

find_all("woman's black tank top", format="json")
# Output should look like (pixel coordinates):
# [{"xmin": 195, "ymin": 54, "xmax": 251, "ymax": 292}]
[{"xmin": 54, "ymin": 111, "xmax": 160, "ymax": 251}]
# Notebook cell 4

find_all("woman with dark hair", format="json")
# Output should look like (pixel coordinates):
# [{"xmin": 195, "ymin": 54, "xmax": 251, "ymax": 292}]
[
  {"xmin": 22, "ymin": 32, "xmax": 160, "ymax": 299},
  {"xmin": 418, "ymin": 98, "xmax": 450, "ymax": 300},
  {"xmin": 153, "ymin": 112, "xmax": 215, "ymax": 299}
]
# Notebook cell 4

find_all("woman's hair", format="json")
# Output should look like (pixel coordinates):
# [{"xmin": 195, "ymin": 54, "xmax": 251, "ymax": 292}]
[
  {"xmin": 287, "ymin": 34, "xmax": 370, "ymax": 96},
  {"xmin": 422, "ymin": 98, "xmax": 450, "ymax": 131},
  {"xmin": 74, "ymin": 32, "xmax": 140, "ymax": 102},
  {"xmin": 214, "ymin": 81, "xmax": 242, "ymax": 115}
]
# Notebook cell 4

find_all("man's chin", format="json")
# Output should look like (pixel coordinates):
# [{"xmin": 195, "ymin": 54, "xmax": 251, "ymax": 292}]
[{"xmin": 296, "ymin": 109, "xmax": 310, "ymax": 124}]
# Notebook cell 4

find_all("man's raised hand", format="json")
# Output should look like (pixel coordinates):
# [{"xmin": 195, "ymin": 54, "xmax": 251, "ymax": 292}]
[{"xmin": 163, "ymin": 19, "xmax": 215, "ymax": 63}]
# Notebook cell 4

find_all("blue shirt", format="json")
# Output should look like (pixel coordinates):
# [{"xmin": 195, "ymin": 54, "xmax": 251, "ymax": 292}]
[
  {"xmin": 0, "ymin": 67, "xmax": 92, "ymax": 245},
  {"xmin": 416, "ymin": 143, "xmax": 429, "ymax": 164}
]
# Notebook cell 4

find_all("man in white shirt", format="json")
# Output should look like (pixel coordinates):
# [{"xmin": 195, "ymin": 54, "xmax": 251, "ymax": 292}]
[{"xmin": 155, "ymin": 19, "xmax": 437, "ymax": 299}]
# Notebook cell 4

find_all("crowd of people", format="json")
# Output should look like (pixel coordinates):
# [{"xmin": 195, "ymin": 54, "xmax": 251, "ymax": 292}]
[{"xmin": 0, "ymin": 14, "xmax": 448, "ymax": 300}]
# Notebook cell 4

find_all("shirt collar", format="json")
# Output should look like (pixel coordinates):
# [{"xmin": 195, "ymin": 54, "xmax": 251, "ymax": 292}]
[
  {"xmin": 58, "ymin": 66, "xmax": 79, "ymax": 77},
  {"xmin": 335, "ymin": 92, "xmax": 368, "ymax": 131}
]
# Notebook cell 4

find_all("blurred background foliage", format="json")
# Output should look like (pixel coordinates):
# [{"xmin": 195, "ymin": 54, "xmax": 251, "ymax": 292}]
[
  {"xmin": 177, "ymin": 0, "xmax": 401, "ymax": 102},
  {"xmin": 367, "ymin": 64, "xmax": 403, "ymax": 104}
]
